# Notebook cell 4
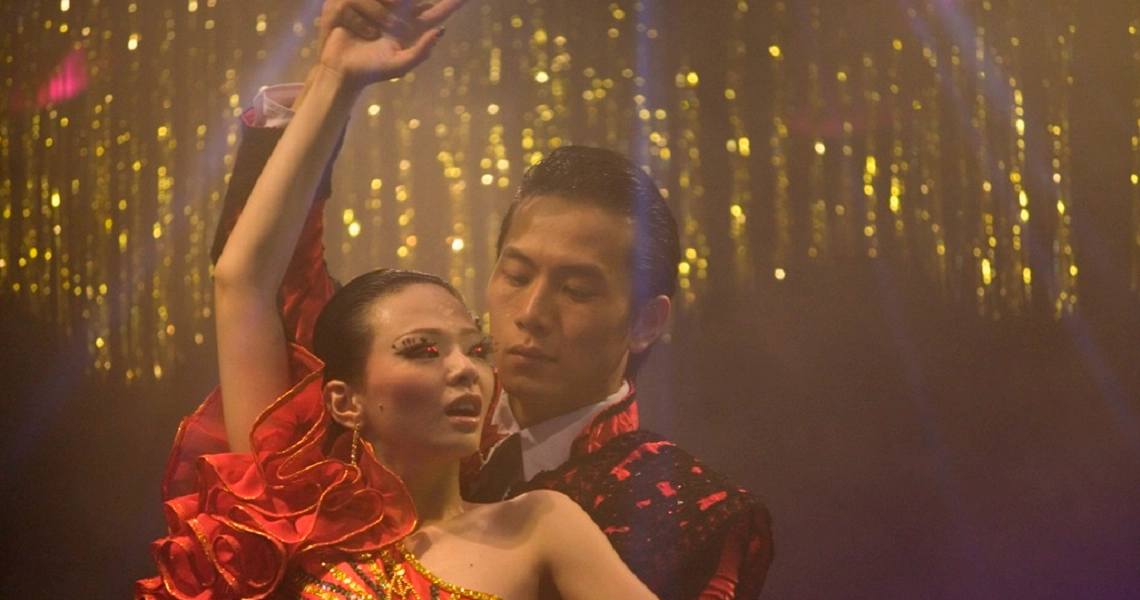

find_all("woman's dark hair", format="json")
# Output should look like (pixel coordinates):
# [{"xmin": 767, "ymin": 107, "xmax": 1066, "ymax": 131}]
[
  {"xmin": 312, "ymin": 268, "xmax": 468, "ymax": 385},
  {"xmin": 496, "ymin": 146, "xmax": 681, "ymax": 376}
]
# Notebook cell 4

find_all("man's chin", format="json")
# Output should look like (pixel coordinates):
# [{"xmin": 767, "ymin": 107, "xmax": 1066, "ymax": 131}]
[
  {"xmin": 500, "ymin": 377, "xmax": 599, "ymax": 423},
  {"xmin": 499, "ymin": 372, "xmax": 547, "ymax": 399},
  {"xmin": 499, "ymin": 373, "xmax": 564, "ymax": 405}
]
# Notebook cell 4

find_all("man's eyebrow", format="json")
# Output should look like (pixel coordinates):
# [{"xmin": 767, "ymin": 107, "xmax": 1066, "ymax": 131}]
[
  {"xmin": 556, "ymin": 263, "xmax": 606, "ymax": 281},
  {"xmin": 500, "ymin": 246, "xmax": 607, "ymax": 281},
  {"xmin": 499, "ymin": 246, "xmax": 537, "ymax": 269}
]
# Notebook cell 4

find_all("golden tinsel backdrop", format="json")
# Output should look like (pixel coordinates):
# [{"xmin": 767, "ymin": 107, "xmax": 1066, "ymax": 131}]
[{"xmin": 2, "ymin": 0, "xmax": 1139, "ymax": 385}]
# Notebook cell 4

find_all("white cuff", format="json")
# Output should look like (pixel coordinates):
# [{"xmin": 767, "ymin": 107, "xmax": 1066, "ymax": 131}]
[{"xmin": 250, "ymin": 83, "xmax": 304, "ymax": 127}]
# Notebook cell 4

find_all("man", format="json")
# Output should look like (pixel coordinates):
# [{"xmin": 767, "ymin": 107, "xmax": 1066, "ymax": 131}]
[
  {"xmin": 188, "ymin": 1, "xmax": 774, "ymax": 597},
  {"xmin": 465, "ymin": 147, "xmax": 774, "ymax": 599}
]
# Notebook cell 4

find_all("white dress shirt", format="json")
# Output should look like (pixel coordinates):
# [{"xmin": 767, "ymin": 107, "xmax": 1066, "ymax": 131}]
[{"xmin": 488, "ymin": 381, "xmax": 630, "ymax": 481}]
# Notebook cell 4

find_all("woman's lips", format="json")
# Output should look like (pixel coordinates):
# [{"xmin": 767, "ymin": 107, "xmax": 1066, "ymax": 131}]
[{"xmin": 444, "ymin": 393, "xmax": 483, "ymax": 427}]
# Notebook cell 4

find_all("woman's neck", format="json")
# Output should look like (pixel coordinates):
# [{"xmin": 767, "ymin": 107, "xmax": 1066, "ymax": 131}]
[{"xmin": 391, "ymin": 458, "xmax": 467, "ymax": 528}]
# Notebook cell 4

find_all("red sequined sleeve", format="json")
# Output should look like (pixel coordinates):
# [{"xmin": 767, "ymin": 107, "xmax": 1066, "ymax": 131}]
[{"xmin": 698, "ymin": 508, "xmax": 774, "ymax": 599}]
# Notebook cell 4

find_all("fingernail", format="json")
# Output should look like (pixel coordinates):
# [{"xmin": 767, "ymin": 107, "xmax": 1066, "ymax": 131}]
[{"xmin": 437, "ymin": 26, "xmax": 446, "ymax": 38}]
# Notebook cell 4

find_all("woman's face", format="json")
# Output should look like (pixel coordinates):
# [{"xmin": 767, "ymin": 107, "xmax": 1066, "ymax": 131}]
[{"xmin": 355, "ymin": 283, "xmax": 494, "ymax": 466}]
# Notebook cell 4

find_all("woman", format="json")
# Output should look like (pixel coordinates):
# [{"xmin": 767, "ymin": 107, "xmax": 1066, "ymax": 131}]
[{"xmin": 137, "ymin": 1, "xmax": 658, "ymax": 598}]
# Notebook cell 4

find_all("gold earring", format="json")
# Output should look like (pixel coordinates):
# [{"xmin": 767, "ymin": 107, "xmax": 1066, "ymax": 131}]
[{"xmin": 350, "ymin": 426, "xmax": 361, "ymax": 466}]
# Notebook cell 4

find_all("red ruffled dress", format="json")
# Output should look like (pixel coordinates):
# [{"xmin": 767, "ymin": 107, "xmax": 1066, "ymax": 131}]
[{"xmin": 136, "ymin": 345, "xmax": 500, "ymax": 600}]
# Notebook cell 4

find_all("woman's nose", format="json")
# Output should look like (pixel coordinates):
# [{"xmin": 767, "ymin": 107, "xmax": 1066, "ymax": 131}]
[{"xmin": 445, "ymin": 348, "xmax": 480, "ymax": 385}]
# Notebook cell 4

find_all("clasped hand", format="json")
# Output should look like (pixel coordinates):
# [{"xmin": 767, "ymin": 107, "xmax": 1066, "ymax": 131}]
[{"xmin": 317, "ymin": 0, "xmax": 469, "ymax": 88}]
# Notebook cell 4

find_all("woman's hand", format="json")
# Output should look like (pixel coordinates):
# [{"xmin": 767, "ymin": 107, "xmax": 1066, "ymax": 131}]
[{"xmin": 316, "ymin": 0, "xmax": 470, "ymax": 89}]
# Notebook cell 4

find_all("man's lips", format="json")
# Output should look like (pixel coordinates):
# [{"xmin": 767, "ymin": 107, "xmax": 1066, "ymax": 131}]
[{"xmin": 506, "ymin": 345, "xmax": 556, "ymax": 362}]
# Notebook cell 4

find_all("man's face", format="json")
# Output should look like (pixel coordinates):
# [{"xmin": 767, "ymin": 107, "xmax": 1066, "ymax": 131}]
[{"xmin": 487, "ymin": 194, "xmax": 635, "ymax": 427}]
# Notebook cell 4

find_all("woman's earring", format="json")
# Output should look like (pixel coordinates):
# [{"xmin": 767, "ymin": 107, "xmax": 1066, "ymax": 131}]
[{"xmin": 350, "ymin": 425, "xmax": 361, "ymax": 466}]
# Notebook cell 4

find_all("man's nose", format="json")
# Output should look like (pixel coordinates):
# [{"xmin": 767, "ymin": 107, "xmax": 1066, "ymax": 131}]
[{"xmin": 514, "ymin": 283, "xmax": 552, "ymax": 335}]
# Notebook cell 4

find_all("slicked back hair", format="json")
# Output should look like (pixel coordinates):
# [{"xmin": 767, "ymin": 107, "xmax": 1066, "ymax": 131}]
[
  {"xmin": 495, "ymin": 146, "xmax": 681, "ymax": 376},
  {"xmin": 312, "ymin": 268, "xmax": 470, "ymax": 385}
]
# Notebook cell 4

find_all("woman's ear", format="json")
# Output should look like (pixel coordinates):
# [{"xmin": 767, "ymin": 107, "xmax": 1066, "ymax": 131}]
[
  {"xmin": 629, "ymin": 295, "xmax": 671, "ymax": 355},
  {"xmin": 324, "ymin": 380, "xmax": 364, "ymax": 429}
]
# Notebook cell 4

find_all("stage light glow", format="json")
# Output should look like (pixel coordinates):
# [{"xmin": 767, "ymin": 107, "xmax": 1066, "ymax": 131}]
[{"xmin": 1, "ymin": 0, "xmax": 1134, "ymax": 384}]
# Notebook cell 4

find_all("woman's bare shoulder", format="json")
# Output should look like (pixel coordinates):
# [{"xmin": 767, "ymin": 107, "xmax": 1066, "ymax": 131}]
[
  {"xmin": 462, "ymin": 490, "xmax": 584, "ymax": 531},
  {"xmin": 506, "ymin": 489, "xmax": 581, "ymax": 513},
  {"xmin": 510, "ymin": 489, "xmax": 569, "ymax": 504}
]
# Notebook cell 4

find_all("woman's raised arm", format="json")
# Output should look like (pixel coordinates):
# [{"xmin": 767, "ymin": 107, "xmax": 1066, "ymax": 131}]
[{"xmin": 212, "ymin": 0, "xmax": 460, "ymax": 452}]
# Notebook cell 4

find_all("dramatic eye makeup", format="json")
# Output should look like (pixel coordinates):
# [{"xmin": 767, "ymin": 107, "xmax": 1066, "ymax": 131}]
[
  {"xmin": 468, "ymin": 336, "xmax": 493, "ymax": 360},
  {"xmin": 391, "ymin": 330, "xmax": 492, "ymax": 361},
  {"xmin": 393, "ymin": 336, "xmax": 439, "ymax": 358}
]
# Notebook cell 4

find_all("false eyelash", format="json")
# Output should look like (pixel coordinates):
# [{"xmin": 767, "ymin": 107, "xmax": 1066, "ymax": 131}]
[
  {"xmin": 469, "ymin": 336, "xmax": 494, "ymax": 359},
  {"xmin": 394, "ymin": 336, "xmax": 431, "ymax": 350},
  {"xmin": 394, "ymin": 337, "xmax": 439, "ymax": 358}
]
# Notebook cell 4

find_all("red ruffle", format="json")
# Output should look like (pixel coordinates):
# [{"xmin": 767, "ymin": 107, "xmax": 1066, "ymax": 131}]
[
  {"xmin": 137, "ymin": 345, "xmax": 417, "ymax": 600},
  {"xmin": 163, "ymin": 198, "xmax": 335, "ymax": 502}
]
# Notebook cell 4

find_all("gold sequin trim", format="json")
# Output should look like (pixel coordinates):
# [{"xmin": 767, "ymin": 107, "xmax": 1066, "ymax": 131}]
[
  {"xmin": 328, "ymin": 563, "xmax": 376, "ymax": 599},
  {"xmin": 394, "ymin": 542, "xmax": 503, "ymax": 600}
]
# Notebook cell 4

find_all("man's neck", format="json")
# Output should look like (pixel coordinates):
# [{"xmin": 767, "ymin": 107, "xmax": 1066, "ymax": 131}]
[
  {"xmin": 506, "ymin": 381, "xmax": 627, "ymax": 430},
  {"xmin": 508, "ymin": 395, "xmax": 586, "ymax": 430}
]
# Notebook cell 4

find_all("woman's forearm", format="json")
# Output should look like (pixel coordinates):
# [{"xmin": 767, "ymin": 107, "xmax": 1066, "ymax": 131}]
[
  {"xmin": 212, "ymin": 65, "xmax": 364, "ymax": 452},
  {"xmin": 213, "ymin": 66, "xmax": 360, "ymax": 294},
  {"xmin": 210, "ymin": 0, "xmax": 450, "ymax": 453}
]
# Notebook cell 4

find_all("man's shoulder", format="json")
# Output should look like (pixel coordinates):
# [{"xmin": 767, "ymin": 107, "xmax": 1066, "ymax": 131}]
[
  {"xmin": 528, "ymin": 428, "xmax": 767, "ymax": 523},
  {"xmin": 563, "ymin": 429, "xmax": 738, "ymax": 479},
  {"xmin": 524, "ymin": 429, "xmax": 772, "ymax": 600},
  {"xmin": 603, "ymin": 429, "xmax": 762, "ymax": 498}
]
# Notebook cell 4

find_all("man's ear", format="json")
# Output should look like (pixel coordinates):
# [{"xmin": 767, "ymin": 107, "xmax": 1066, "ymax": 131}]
[
  {"xmin": 324, "ymin": 380, "xmax": 365, "ymax": 429},
  {"xmin": 630, "ymin": 295, "xmax": 671, "ymax": 355}
]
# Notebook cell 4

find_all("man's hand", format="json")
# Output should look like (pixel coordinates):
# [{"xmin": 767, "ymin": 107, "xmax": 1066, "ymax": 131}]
[
  {"xmin": 316, "ymin": 0, "xmax": 471, "ymax": 89},
  {"xmin": 318, "ymin": 0, "xmax": 397, "ymax": 51}
]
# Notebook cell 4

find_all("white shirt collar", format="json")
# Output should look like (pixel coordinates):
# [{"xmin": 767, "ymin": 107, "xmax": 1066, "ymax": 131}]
[{"xmin": 489, "ymin": 381, "xmax": 630, "ymax": 481}]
